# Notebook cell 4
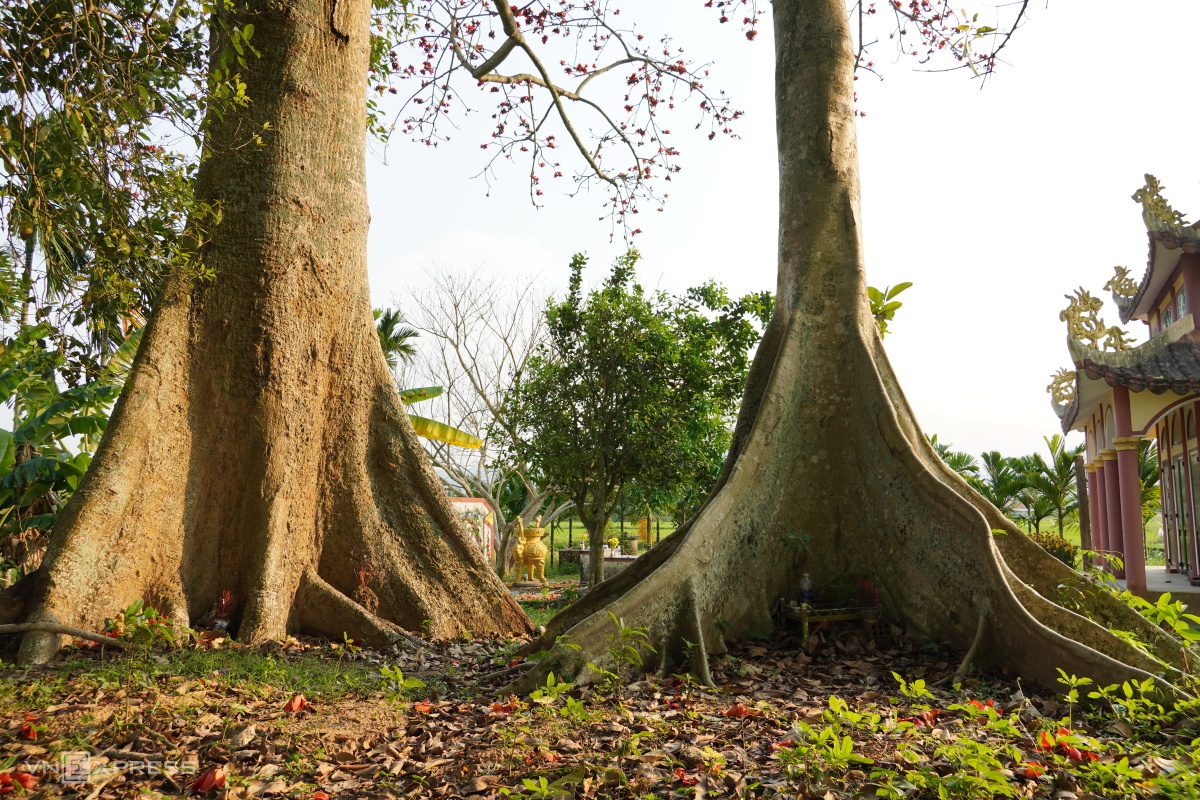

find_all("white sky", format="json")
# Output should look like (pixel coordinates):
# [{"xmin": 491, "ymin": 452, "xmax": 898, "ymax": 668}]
[{"xmin": 364, "ymin": 0, "xmax": 1200, "ymax": 461}]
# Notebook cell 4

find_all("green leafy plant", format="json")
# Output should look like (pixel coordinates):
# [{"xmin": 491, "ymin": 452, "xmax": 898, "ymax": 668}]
[
  {"xmin": 586, "ymin": 612, "xmax": 655, "ymax": 696},
  {"xmin": 379, "ymin": 664, "xmax": 426, "ymax": 701},
  {"xmin": 103, "ymin": 598, "xmax": 186, "ymax": 648},
  {"xmin": 867, "ymin": 282, "xmax": 912, "ymax": 338},
  {"xmin": 529, "ymin": 672, "xmax": 573, "ymax": 705}
]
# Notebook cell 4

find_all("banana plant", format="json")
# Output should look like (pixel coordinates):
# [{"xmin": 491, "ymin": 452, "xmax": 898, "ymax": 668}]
[
  {"xmin": 0, "ymin": 325, "xmax": 142, "ymax": 534},
  {"xmin": 399, "ymin": 386, "xmax": 483, "ymax": 449}
]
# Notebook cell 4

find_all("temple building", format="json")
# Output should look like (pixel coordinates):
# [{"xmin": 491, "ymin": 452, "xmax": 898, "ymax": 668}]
[{"xmin": 1051, "ymin": 175, "xmax": 1200, "ymax": 596}]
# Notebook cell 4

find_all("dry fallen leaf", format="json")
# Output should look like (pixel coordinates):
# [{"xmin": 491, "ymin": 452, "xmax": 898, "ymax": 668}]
[{"xmin": 465, "ymin": 775, "xmax": 502, "ymax": 793}]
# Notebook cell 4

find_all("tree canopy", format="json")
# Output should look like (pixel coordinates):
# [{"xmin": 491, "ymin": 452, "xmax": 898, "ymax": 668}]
[{"xmin": 501, "ymin": 250, "xmax": 769, "ymax": 583}]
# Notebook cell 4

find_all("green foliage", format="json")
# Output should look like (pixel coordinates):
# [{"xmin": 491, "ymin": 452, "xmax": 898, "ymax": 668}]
[
  {"xmin": 500, "ymin": 251, "xmax": 768, "ymax": 550},
  {"xmin": 379, "ymin": 664, "xmax": 426, "ymax": 701},
  {"xmin": 374, "ymin": 307, "xmax": 419, "ymax": 369},
  {"xmin": 867, "ymin": 282, "xmax": 912, "ymax": 338},
  {"xmin": 103, "ymin": 599, "xmax": 187, "ymax": 648},
  {"xmin": 927, "ymin": 434, "xmax": 978, "ymax": 479},
  {"xmin": 0, "ymin": 324, "xmax": 137, "ymax": 538},
  {"xmin": 529, "ymin": 672, "xmax": 573, "ymax": 705},
  {"xmin": 968, "ymin": 450, "xmax": 1026, "ymax": 517},
  {"xmin": 588, "ymin": 612, "xmax": 655, "ymax": 696},
  {"xmin": 1028, "ymin": 531, "xmax": 1078, "ymax": 568},
  {"xmin": 0, "ymin": 1, "xmax": 245, "ymax": 354}
]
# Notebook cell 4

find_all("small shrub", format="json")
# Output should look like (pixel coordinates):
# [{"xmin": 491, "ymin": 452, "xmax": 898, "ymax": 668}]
[{"xmin": 1030, "ymin": 531, "xmax": 1077, "ymax": 568}]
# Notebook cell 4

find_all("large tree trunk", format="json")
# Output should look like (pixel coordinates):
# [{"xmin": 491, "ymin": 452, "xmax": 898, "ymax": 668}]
[
  {"xmin": 9, "ymin": 0, "xmax": 530, "ymax": 663},
  {"xmin": 511, "ymin": 0, "xmax": 1189, "ymax": 696}
]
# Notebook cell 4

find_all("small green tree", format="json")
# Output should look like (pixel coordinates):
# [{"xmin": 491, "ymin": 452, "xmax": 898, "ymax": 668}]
[{"xmin": 501, "ymin": 251, "xmax": 768, "ymax": 585}]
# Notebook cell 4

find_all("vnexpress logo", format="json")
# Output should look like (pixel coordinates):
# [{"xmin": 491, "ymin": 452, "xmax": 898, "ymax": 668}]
[{"xmin": 57, "ymin": 752, "xmax": 101, "ymax": 786}]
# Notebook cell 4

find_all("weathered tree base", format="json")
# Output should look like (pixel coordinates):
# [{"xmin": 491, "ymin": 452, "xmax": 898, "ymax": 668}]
[
  {"xmin": 509, "ymin": 312, "xmax": 1191, "ymax": 700},
  {"xmin": 2, "ymin": 0, "xmax": 532, "ymax": 661}
]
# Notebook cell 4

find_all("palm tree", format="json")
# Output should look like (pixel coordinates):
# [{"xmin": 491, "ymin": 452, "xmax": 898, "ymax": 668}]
[
  {"xmin": 927, "ymin": 434, "xmax": 979, "ymax": 479},
  {"xmin": 970, "ymin": 450, "xmax": 1026, "ymax": 519},
  {"xmin": 1138, "ymin": 439, "xmax": 1161, "ymax": 525},
  {"xmin": 1021, "ymin": 435, "xmax": 1086, "ymax": 537},
  {"xmin": 374, "ymin": 307, "xmax": 419, "ymax": 369},
  {"xmin": 1016, "ymin": 485, "xmax": 1056, "ymax": 534}
]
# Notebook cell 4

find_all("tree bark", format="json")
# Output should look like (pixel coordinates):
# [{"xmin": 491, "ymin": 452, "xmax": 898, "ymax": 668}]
[
  {"xmin": 511, "ymin": 0, "xmax": 1189, "ymax": 696},
  {"xmin": 9, "ymin": 0, "xmax": 530, "ymax": 662},
  {"xmin": 1076, "ymin": 455, "xmax": 1092, "ymax": 552}
]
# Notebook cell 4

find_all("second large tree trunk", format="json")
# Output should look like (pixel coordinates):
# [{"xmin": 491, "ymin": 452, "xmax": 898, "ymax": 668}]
[
  {"xmin": 512, "ymin": 0, "xmax": 1188, "ymax": 695},
  {"xmin": 10, "ymin": 0, "xmax": 530, "ymax": 662}
]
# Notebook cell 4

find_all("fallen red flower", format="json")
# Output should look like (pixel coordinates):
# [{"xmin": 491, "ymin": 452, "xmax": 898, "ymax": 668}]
[
  {"xmin": 17, "ymin": 714, "xmax": 37, "ymax": 741},
  {"xmin": 190, "ymin": 766, "xmax": 225, "ymax": 793},
  {"xmin": 1018, "ymin": 761, "xmax": 1044, "ymax": 778},
  {"xmin": 721, "ymin": 702, "xmax": 760, "ymax": 718},
  {"xmin": 0, "ymin": 771, "xmax": 38, "ymax": 795},
  {"xmin": 311, "ymin": 792, "xmax": 331, "ymax": 800},
  {"xmin": 283, "ymin": 693, "xmax": 309, "ymax": 712},
  {"xmin": 769, "ymin": 739, "xmax": 794, "ymax": 753},
  {"xmin": 674, "ymin": 767, "xmax": 699, "ymax": 786},
  {"xmin": 413, "ymin": 700, "xmax": 434, "ymax": 714},
  {"xmin": 900, "ymin": 708, "xmax": 941, "ymax": 727}
]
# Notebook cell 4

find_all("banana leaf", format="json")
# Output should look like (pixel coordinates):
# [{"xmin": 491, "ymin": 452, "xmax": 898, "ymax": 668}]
[
  {"xmin": 399, "ymin": 386, "xmax": 444, "ymax": 405},
  {"xmin": 408, "ymin": 414, "xmax": 483, "ymax": 449}
]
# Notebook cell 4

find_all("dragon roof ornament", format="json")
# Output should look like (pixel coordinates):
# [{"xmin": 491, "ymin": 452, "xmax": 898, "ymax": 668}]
[
  {"xmin": 1046, "ymin": 367, "xmax": 1076, "ymax": 405},
  {"xmin": 1104, "ymin": 266, "xmax": 1138, "ymax": 299},
  {"xmin": 1132, "ymin": 174, "xmax": 1188, "ymax": 227},
  {"xmin": 1060, "ymin": 288, "xmax": 1133, "ymax": 351}
]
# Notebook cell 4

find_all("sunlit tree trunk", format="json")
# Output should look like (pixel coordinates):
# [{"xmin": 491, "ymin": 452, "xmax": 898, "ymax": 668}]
[
  {"xmin": 512, "ymin": 0, "xmax": 1187, "ymax": 695},
  {"xmin": 10, "ymin": 0, "xmax": 530, "ymax": 662}
]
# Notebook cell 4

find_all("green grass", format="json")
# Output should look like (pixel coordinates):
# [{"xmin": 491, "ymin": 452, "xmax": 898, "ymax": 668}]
[
  {"xmin": 519, "ymin": 603, "xmax": 564, "ymax": 628},
  {"xmin": 24, "ymin": 644, "xmax": 388, "ymax": 699},
  {"xmin": 1016, "ymin": 516, "xmax": 1166, "ymax": 567}
]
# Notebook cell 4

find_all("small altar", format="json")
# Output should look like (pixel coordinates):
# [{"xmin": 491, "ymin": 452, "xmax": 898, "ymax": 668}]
[{"xmin": 578, "ymin": 551, "xmax": 639, "ymax": 587}]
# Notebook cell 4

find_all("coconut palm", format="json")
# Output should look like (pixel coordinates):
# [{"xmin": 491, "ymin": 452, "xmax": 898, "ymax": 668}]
[{"xmin": 374, "ymin": 307, "xmax": 419, "ymax": 369}]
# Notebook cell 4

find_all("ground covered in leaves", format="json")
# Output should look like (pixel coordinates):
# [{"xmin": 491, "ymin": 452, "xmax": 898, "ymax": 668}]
[{"xmin": 0, "ymin": 624, "xmax": 1196, "ymax": 800}]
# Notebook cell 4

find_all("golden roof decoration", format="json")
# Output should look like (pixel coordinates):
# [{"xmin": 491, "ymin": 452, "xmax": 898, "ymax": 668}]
[
  {"xmin": 1103, "ymin": 266, "xmax": 1138, "ymax": 299},
  {"xmin": 1132, "ymin": 173, "xmax": 1187, "ymax": 226},
  {"xmin": 1046, "ymin": 368, "xmax": 1076, "ymax": 405},
  {"xmin": 1059, "ymin": 288, "xmax": 1133, "ymax": 351}
]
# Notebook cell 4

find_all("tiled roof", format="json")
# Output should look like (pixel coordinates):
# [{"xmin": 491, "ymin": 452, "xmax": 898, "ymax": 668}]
[
  {"xmin": 1078, "ymin": 340, "xmax": 1200, "ymax": 395},
  {"xmin": 1055, "ymin": 393, "xmax": 1080, "ymax": 434},
  {"xmin": 1117, "ymin": 221, "xmax": 1200, "ymax": 323}
]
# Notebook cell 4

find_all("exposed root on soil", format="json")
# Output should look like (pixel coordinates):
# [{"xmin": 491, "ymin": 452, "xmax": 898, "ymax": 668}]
[
  {"xmin": 295, "ymin": 569, "xmax": 424, "ymax": 650},
  {"xmin": 0, "ymin": 623, "xmax": 127, "ymax": 649}
]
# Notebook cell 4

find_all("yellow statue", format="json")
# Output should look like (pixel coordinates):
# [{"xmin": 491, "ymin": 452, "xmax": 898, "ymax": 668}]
[{"xmin": 512, "ymin": 516, "xmax": 549, "ymax": 585}]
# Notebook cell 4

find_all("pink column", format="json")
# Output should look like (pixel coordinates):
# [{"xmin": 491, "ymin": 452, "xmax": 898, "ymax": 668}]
[
  {"xmin": 1086, "ymin": 462, "xmax": 1103, "ymax": 565},
  {"xmin": 1115, "ymin": 437, "xmax": 1147, "ymax": 596},
  {"xmin": 1102, "ymin": 449, "xmax": 1125, "ymax": 578},
  {"xmin": 1093, "ymin": 457, "xmax": 1109, "ymax": 567}
]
